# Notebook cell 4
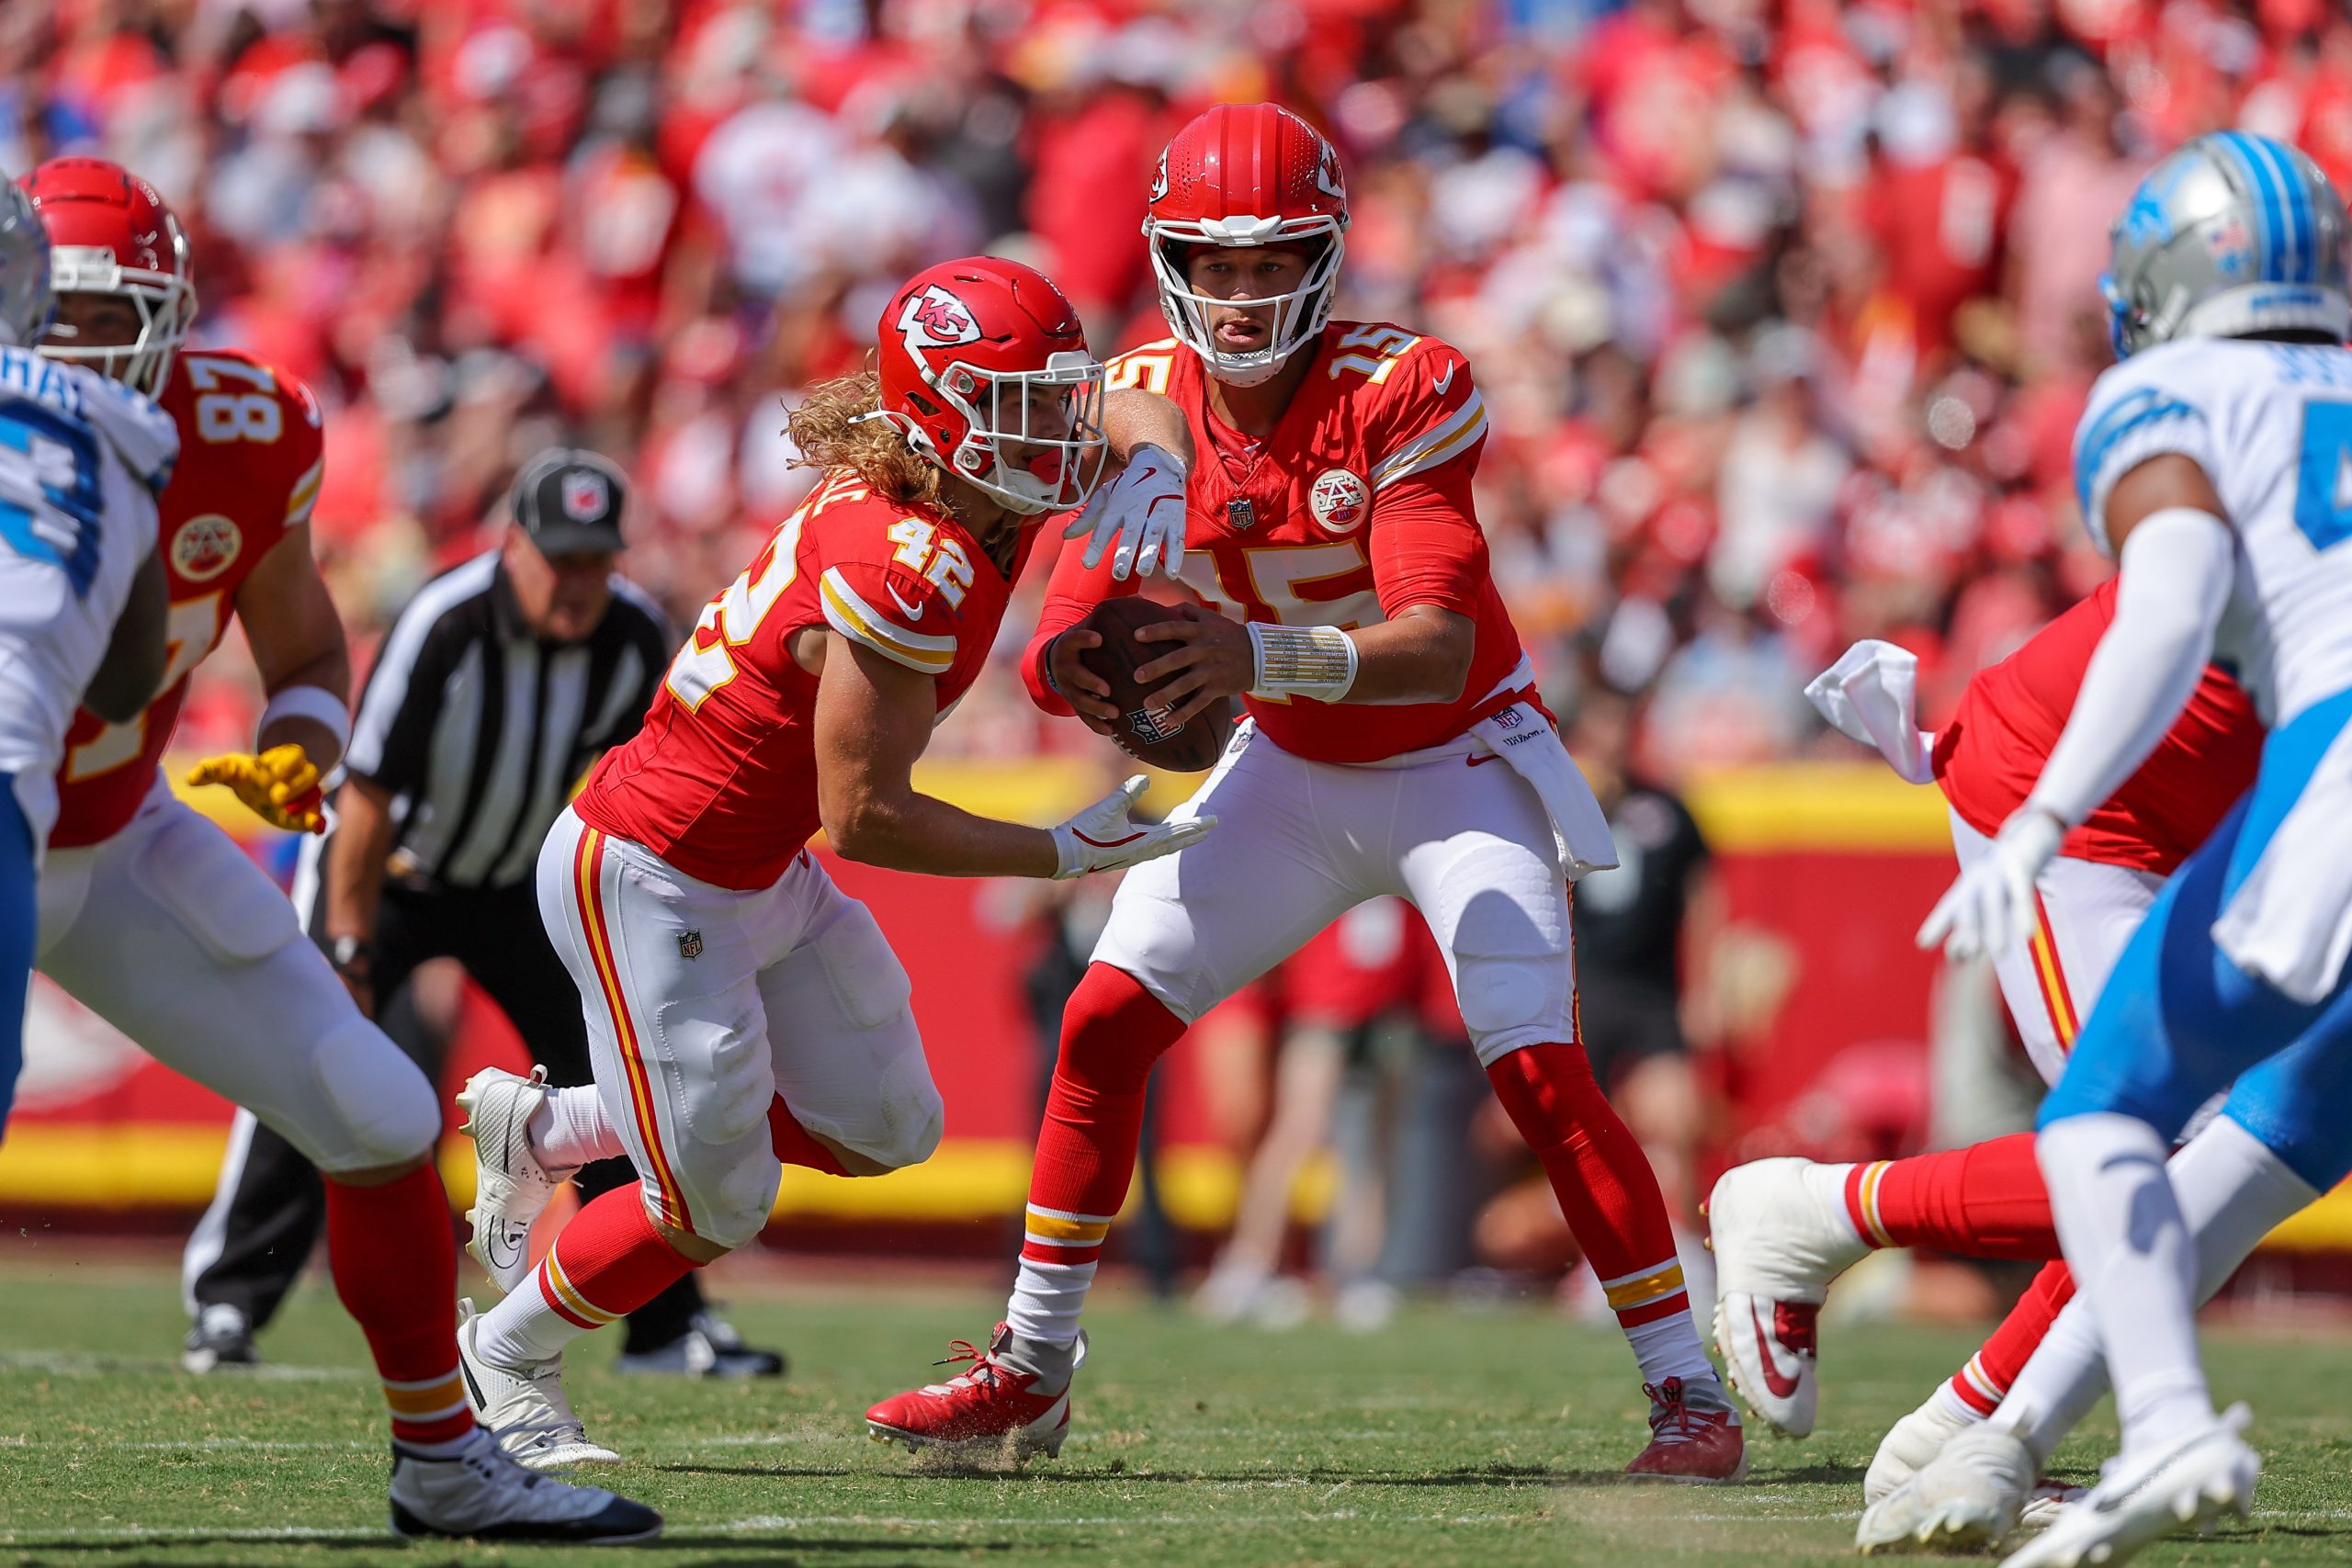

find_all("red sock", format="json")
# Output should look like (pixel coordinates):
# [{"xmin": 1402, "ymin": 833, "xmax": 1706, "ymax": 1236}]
[
  {"xmin": 1006, "ymin": 964, "xmax": 1187, "ymax": 1341},
  {"xmin": 1950, "ymin": 1261, "xmax": 2076, "ymax": 1416},
  {"xmin": 536, "ymin": 1185, "xmax": 700, "ymax": 1330},
  {"xmin": 1843, "ymin": 1133, "xmax": 2057, "ymax": 1259},
  {"xmin": 1487, "ymin": 1043, "xmax": 1690, "ymax": 1332},
  {"xmin": 770, "ymin": 1094, "xmax": 850, "ymax": 1176},
  {"xmin": 322, "ymin": 1165, "xmax": 476, "ymax": 1453}
]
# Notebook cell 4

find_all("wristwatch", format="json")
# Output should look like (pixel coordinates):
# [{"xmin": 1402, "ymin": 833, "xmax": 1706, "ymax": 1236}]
[{"xmin": 328, "ymin": 934, "xmax": 374, "ymax": 975}]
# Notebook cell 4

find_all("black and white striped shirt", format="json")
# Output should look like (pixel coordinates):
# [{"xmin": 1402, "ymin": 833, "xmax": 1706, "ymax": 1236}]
[{"xmin": 344, "ymin": 549, "xmax": 672, "ymax": 891}]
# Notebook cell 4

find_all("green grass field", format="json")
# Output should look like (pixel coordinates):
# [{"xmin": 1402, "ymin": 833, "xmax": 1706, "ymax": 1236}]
[{"xmin": 3, "ymin": 1254, "xmax": 2349, "ymax": 1567}]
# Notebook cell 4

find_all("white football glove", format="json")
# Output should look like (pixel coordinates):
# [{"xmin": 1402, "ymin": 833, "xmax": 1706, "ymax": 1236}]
[
  {"xmin": 1917, "ymin": 808, "xmax": 2065, "ymax": 963},
  {"xmin": 1050, "ymin": 775, "xmax": 1216, "ymax": 879},
  {"xmin": 1064, "ymin": 443, "xmax": 1187, "ymax": 581}
]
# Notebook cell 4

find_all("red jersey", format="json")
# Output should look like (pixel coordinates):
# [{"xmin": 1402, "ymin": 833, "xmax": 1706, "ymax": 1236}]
[
  {"xmin": 1024, "ymin": 324, "xmax": 1526, "ymax": 764},
  {"xmin": 1933, "ymin": 577, "xmax": 2263, "ymax": 875},
  {"xmin": 51, "ymin": 348, "xmax": 325, "ymax": 849},
  {"xmin": 576, "ymin": 470, "xmax": 1036, "ymax": 891}
]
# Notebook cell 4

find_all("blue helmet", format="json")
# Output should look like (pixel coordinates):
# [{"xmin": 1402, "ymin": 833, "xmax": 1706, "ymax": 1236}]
[
  {"xmin": 2103, "ymin": 131, "xmax": 2350, "ymax": 358},
  {"xmin": 0, "ymin": 178, "xmax": 53, "ymax": 351}
]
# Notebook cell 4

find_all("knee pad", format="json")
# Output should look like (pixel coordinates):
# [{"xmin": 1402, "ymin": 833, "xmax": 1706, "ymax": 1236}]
[
  {"xmin": 1453, "ymin": 952, "xmax": 1571, "ymax": 1066},
  {"xmin": 310, "ymin": 1015, "xmax": 439, "ymax": 1170},
  {"xmin": 131, "ymin": 807, "xmax": 301, "ymax": 964},
  {"xmin": 838, "ymin": 1047, "xmax": 944, "ymax": 1172},
  {"xmin": 685, "ymin": 1145, "xmax": 783, "ymax": 1250},
  {"xmin": 656, "ymin": 989, "xmax": 775, "ymax": 1146}
]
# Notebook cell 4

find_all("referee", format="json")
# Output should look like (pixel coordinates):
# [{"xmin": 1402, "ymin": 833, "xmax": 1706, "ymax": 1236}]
[{"xmin": 182, "ymin": 450, "xmax": 785, "ymax": 1378}]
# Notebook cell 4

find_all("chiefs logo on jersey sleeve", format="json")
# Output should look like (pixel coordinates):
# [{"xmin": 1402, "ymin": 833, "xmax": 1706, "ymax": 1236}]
[
  {"xmin": 170, "ymin": 513, "xmax": 243, "ymax": 581},
  {"xmin": 1309, "ymin": 468, "xmax": 1370, "ymax": 534}
]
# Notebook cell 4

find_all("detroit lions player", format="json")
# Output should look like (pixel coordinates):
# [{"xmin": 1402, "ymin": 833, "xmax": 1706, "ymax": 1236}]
[
  {"xmin": 1917, "ymin": 132, "xmax": 2352, "ymax": 1567},
  {"xmin": 0, "ymin": 177, "xmax": 171, "ymax": 1131}
]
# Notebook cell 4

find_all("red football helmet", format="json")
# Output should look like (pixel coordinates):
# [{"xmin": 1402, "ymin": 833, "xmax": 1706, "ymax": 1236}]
[
  {"xmin": 18, "ymin": 158, "xmax": 195, "ymax": 397},
  {"xmin": 874, "ymin": 257, "xmax": 1108, "ymax": 516},
  {"xmin": 1144, "ymin": 103, "xmax": 1350, "ymax": 386}
]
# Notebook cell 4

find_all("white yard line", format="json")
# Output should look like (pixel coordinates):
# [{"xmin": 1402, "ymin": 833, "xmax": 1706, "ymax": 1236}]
[{"xmin": 9, "ymin": 1506, "xmax": 2348, "ymax": 1545}]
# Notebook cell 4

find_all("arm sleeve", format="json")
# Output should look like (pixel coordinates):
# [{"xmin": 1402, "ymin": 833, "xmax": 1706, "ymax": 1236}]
[
  {"xmin": 818, "ymin": 562, "xmax": 958, "ymax": 676},
  {"xmin": 2073, "ymin": 358, "xmax": 2219, "ymax": 555},
  {"xmin": 2025, "ymin": 508, "xmax": 2235, "ymax": 827},
  {"xmin": 1021, "ymin": 526, "xmax": 1137, "ymax": 716},
  {"xmin": 1365, "ymin": 343, "xmax": 1492, "ymax": 617}
]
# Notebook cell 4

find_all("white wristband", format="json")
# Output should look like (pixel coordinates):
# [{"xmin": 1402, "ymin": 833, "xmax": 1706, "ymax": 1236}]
[
  {"xmin": 1249, "ymin": 623, "xmax": 1358, "ymax": 703},
  {"xmin": 256, "ymin": 683, "xmax": 352, "ymax": 753}
]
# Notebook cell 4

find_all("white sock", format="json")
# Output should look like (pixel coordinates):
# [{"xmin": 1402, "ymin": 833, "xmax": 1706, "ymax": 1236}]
[
  {"xmin": 2037, "ymin": 1114, "xmax": 2214, "ymax": 1452},
  {"xmin": 1817, "ymin": 1161, "xmax": 1871, "ymax": 1247},
  {"xmin": 1005, "ymin": 1257, "xmax": 1096, "ymax": 1351},
  {"xmin": 1625, "ymin": 1307, "xmax": 1718, "ymax": 1387},
  {"xmin": 475, "ymin": 1257, "xmax": 597, "ymax": 1367},
  {"xmin": 529, "ymin": 1086, "xmax": 625, "ymax": 1173},
  {"xmin": 1990, "ymin": 1300, "xmax": 2109, "ymax": 1464},
  {"xmin": 1003, "ymin": 1203, "xmax": 1111, "ymax": 1352},
  {"xmin": 1997, "ymin": 1113, "xmax": 2319, "ymax": 1462},
  {"xmin": 1927, "ymin": 1376, "xmax": 1984, "ymax": 1428}
]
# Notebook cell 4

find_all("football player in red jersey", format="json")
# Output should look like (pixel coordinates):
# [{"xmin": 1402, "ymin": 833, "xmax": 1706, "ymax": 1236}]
[
  {"xmin": 19, "ymin": 158, "xmax": 661, "ymax": 1543},
  {"xmin": 449, "ymin": 257, "xmax": 1210, "ymax": 1468},
  {"xmin": 1703, "ymin": 600, "xmax": 2334, "ymax": 1539},
  {"xmin": 863, "ymin": 105, "xmax": 1746, "ymax": 1482}
]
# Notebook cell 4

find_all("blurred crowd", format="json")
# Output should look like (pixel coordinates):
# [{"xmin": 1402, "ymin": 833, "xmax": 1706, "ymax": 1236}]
[{"xmin": 16, "ymin": 0, "xmax": 2352, "ymax": 782}]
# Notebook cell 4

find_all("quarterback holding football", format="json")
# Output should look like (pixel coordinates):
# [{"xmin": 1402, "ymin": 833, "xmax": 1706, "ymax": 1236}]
[{"xmin": 864, "ymin": 104, "xmax": 1746, "ymax": 1483}]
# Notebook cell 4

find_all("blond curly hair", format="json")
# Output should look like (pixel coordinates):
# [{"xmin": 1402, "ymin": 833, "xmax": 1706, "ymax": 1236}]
[{"xmin": 784, "ymin": 371, "xmax": 942, "ymax": 507}]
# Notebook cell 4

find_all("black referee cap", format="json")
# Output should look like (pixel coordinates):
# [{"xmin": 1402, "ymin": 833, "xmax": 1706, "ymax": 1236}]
[{"xmin": 512, "ymin": 448, "xmax": 628, "ymax": 556}]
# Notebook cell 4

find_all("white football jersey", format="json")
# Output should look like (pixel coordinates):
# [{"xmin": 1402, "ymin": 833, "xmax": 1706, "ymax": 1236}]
[
  {"xmin": 0, "ymin": 344, "xmax": 176, "ymax": 845},
  {"xmin": 2075, "ymin": 336, "xmax": 2352, "ymax": 728}
]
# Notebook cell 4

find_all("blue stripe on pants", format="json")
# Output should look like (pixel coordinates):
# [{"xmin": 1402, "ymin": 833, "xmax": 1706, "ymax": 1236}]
[
  {"xmin": 2041, "ymin": 686, "xmax": 2352, "ymax": 1157},
  {"xmin": 0, "ymin": 775, "xmax": 33, "ymax": 1137}
]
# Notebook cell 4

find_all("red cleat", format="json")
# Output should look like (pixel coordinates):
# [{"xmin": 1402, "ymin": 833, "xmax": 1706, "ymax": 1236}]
[
  {"xmin": 1624, "ymin": 1376, "xmax": 1748, "ymax": 1484},
  {"xmin": 864, "ymin": 1324, "xmax": 1085, "ymax": 1460}
]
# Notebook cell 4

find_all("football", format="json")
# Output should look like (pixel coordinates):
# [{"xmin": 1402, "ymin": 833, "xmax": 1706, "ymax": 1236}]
[{"xmin": 1072, "ymin": 597, "xmax": 1237, "ymax": 773}]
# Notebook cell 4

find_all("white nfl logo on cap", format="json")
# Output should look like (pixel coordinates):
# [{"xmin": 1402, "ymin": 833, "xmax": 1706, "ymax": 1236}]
[{"xmin": 561, "ymin": 469, "xmax": 609, "ymax": 522}]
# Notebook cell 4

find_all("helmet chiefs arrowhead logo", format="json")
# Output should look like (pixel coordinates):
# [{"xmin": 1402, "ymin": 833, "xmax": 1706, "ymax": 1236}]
[
  {"xmin": 1149, "ymin": 149, "xmax": 1170, "ymax": 205},
  {"xmin": 1314, "ymin": 141, "xmax": 1346, "ymax": 201},
  {"xmin": 898, "ymin": 284, "xmax": 981, "ymax": 352}
]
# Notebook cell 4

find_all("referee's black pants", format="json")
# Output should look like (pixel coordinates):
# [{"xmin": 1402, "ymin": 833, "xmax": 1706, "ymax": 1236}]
[{"xmin": 184, "ymin": 874, "xmax": 706, "ymax": 1352}]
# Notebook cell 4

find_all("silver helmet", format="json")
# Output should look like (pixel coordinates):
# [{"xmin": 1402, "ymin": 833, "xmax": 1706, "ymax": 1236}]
[
  {"xmin": 0, "ymin": 179, "xmax": 53, "ymax": 352},
  {"xmin": 2103, "ymin": 131, "xmax": 2350, "ymax": 358}
]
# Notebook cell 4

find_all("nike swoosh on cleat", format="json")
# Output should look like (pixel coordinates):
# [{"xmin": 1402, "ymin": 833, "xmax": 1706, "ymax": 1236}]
[
  {"xmin": 1751, "ymin": 1301, "xmax": 1804, "ymax": 1399},
  {"xmin": 484, "ymin": 1224, "xmax": 527, "ymax": 1270}
]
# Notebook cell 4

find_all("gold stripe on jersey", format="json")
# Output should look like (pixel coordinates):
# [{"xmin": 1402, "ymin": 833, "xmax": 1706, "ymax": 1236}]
[
  {"xmin": 819, "ymin": 569, "xmax": 957, "ymax": 674},
  {"xmin": 1369, "ymin": 389, "xmax": 1489, "ymax": 491},
  {"xmin": 284, "ymin": 457, "xmax": 324, "ymax": 527}
]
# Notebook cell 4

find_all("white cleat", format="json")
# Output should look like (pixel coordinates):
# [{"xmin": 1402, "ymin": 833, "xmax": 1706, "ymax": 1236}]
[
  {"xmin": 1867, "ymin": 1387, "xmax": 1984, "ymax": 1503},
  {"xmin": 456, "ymin": 1300, "xmax": 621, "ymax": 1472},
  {"xmin": 390, "ymin": 1428, "xmax": 660, "ymax": 1543},
  {"xmin": 1997, "ymin": 1406, "xmax": 2257, "ymax": 1568},
  {"xmin": 1857, "ymin": 1425, "xmax": 2036, "ymax": 1554},
  {"xmin": 458, "ymin": 1066, "xmax": 564, "ymax": 1296},
  {"xmin": 1706, "ymin": 1157, "xmax": 1868, "ymax": 1437}
]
